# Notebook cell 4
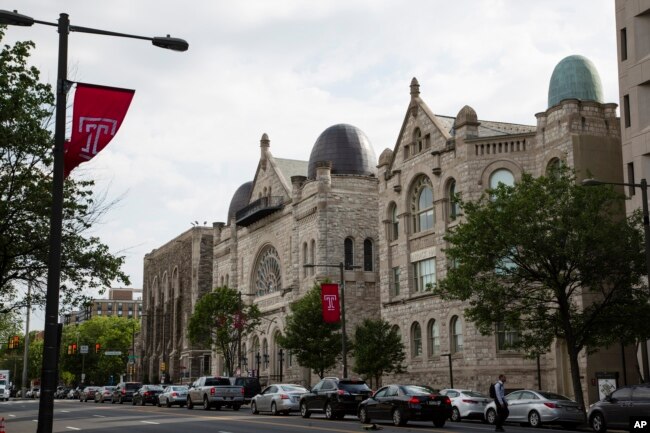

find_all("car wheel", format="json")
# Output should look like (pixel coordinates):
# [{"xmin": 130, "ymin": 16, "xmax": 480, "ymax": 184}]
[
  {"xmin": 359, "ymin": 407, "xmax": 371, "ymax": 424},
  {"xmin": 591, "ymin": 412, "xmax": 606, "ymax": 433},
  {"xmin": 393, "ymin": 407, "xmax": 406, "ymax": 426},
  {"xmin": 434, "ymin": 417, "xmax": 447, "ymax": 428},
  {"xmin": 166, "ymin": 399, "xmax": 171, "ymax": 408},
  {"xmin": 187, "ymin": 396, "xmax": 194, "ymax": 410},
  {"xmin": 324, "ymin": 402, "xmax": 335, "ymax": 420},
  {"xmin": 300, "ymin": 402, "xmax": 311, "ymax": 418},
  {"xmin": 232, "ymin": 404, "xmax": 241, "ymax": 411},
  {"xmin": 271, "ymin": 402, "xmax": 278, "ymax": 416},
  {"xmin": 528, "ymin": 410, "xmax": 542, "ymax": 428},
  {"xmin": 251, "ymin": 401, "xmax": 259, "ymax": 414},
  {"xmin": 451, "ymin": 407, "xmax": 461, "ymax": 422},
  {"xmin": 203, "ymin": 396, "xmax": 211, "ymax": 410},
  {"xmin": 486, "ymin": 408, "xmax": 497, "ymax": 425}
]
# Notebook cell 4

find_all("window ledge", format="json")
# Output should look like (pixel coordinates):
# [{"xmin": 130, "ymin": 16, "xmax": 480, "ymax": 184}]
[
  {"xmin": 496, "ymin": 351, "xmax": 525, "ymax": 358},
  {"xmin": 409, "ymin": 229, "xmax": 435, "ymax": 241}
]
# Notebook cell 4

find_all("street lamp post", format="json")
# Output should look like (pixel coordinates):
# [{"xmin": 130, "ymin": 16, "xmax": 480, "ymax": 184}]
[
  {"xmin": 582, "ymin": 177, "xmax": 650, "ymax": 382},
  {"xmin": 255, "ymin": 352, "xmax": 261, "ymax": 379},
  {"xmin": 441, "ymin": 353, "xmax": 454, "ymax": 388},
  {"xmin": 304, "ymin": 262, "xmax": 360, "ymax": 379},
  {"xmin": 0, "ymin": 10, "xmax": 187, "ymax": 433}
]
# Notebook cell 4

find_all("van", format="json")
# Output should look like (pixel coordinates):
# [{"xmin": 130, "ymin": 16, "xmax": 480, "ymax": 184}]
[{"xmin": 230, "ymin": 377, "xmax": 261, "ymax": 404}]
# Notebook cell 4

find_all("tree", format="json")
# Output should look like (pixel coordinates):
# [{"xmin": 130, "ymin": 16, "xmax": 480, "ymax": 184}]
[
  {"xmin": 187, "ymin": 286, "xmax": 261, "ymax": 376},
  {"xmin": 59, "ymin": 316, "xmax": 139, "ymax": 386},
  {"xmin": 0, "ymin": 28, "xmax": 129, "ymax": 313},
  {"xmin": 436, "ymin": 168, "xmax": 650, "ymax": 410},
  {"xmin": 277, "ymin": 283, "xmax": 346, "ymax": 379},
  {"xmin": 353, "ymin": 318, "xmax": 405, "ymax": 388}
]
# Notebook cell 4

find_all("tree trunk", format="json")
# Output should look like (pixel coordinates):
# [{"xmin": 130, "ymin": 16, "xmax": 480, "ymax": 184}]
[{"xmin": 567, "ymin": 343, "xmax": 586, "ymax": 410}]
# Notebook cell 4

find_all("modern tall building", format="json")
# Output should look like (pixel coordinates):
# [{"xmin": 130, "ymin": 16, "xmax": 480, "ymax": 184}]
[
  {"xmin": 615, "ymin": 0, "xmax": 650, "ymax": 382},
  {"xmin": 143, "ymin": 54, "xmax": 635, "ymax": 404}
]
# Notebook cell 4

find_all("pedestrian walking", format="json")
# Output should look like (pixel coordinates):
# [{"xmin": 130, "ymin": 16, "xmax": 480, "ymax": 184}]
[{"xmin": 493, "ymin": 374, "xmax": 509, "ymax": 432}]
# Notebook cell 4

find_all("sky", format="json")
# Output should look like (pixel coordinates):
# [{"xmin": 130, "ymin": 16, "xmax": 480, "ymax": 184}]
[{"xmin": 3, "ymin": 0, "xmax": 619, "ymax": 330}]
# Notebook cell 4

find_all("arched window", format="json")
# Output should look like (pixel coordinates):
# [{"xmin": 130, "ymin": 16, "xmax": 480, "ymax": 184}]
[
  {"xmin": 489, "ymin": 169, "xmax": 515, "ymax": 189},
  {"xmin": 254, "ymin": 245, "xmax": 282, "ymax": 297},
  {"xmin": 225, "ymin": 274, "xmax": 229, "ymax": 287},
  {"xmin": 414, "ymin": 128, "xmax": 423, "ymax": 153},
  {"xmin": 252, "ymin": 336, "xmax": 260, "ymax": 369},
  {"xmin": 411, "ymin": 176, "xmax": 434, "ymax": 232},
  {"xmin": 220, "ymin": 276, "xmax": 224, "ymax": 287},
  {"xmin": 389, "ymin": 203, "xmax": 399, "ymax": 241},
  {"xmin": 363, "ymin": 239, "xmax": 373, "ymax": 271},
  {"xmin": 262, "ymin": 338, "xmax": 269, "ymax": 370},
  {"xmin": 411, "ymin": 322, "xmax": 422, "ymax": 357},
  {"xmin": 451, "ymin": 316, "xmax": 463, "ymax": 353},
  {"xmin": 310, "ymin": 239, "xmax": 316, "ymax": 276},
  {"xmin": 302, "ymin": 242, "xmax": 308, "ymax": 277},
  {"xmin": 427, "ymin": 319, "xmax": 440, "ymax": 356},
  {"xmin": 546, "ymin": 158, "xmax": 562, "ymax": 178},
  {"xmin": 448, "ymin": 179, "xmax": 459, "ymax": 220},
  {"xmin": 344, "ymin": 238, "xmax": 354, "ymax": 269}
]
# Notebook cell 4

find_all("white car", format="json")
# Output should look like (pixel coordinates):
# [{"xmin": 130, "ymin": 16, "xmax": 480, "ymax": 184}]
[
  {"xmin": 439, "ymin": 388, "xmax": 491, "ymax": 422},
  {"xmin": 251, "ymin": 384, "xmax": 308, "ymax": 415}
]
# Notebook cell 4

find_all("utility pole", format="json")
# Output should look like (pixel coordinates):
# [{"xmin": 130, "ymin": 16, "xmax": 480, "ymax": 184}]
[{"xmin": 22, "ymin": 282, "xmax": 31, "ymax": 397}]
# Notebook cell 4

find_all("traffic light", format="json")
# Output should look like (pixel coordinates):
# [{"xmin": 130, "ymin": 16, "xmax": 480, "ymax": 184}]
[
  {"xmin": 67, "ymin": 344, "xmax": 72, "ymax": 355},
  {"xmin": 72, "ymin": 343, "xmax": 77, "ymax": 354},
  {"xmin": 95, "ymin": 343, "xmax": 101, "ymax": 354},
  {"xmin": 7, "ymin": 335, "xmax": 19, "ymax": 349}
]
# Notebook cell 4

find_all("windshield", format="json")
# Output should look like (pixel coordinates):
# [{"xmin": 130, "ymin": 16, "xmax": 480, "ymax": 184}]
[
  {"xmin": 281, "ymin": 385, "xmax": 307, "ymax": 392},
  {"xmin": 464, "ymin": 391, "xmax": 489, "ymax": 398},
  {"xmin": 402, "ymin": 385, "xmax": 435, "ymax": 395},
  {"xmin": 339, "ymin": 382, "xmax": 371, "ymax": 393},
  {"xmin": 537, "ymin": 391, "xmax": 571, "ymax": 401},
  {"xmin": 172, "ymin": 386, "xmax": 188, "ymax": 391},
  {"xmin": 125, "ymin": 383, "xmax": 142, "ymax": 390},
  {"xmin": 205, "ymin": 378, "xmax": 231, "ymax": 386}
]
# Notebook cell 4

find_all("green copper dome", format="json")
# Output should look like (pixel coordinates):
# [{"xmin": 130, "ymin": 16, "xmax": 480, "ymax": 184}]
[{"xmin": 548, "ymin": 55, "xmax": 604, "ymax": 108}]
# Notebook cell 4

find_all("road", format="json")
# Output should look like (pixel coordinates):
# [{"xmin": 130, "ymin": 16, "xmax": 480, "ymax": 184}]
[{"xmin": 0, "ymin": 399, "xmax": 588, "ymax": 433}]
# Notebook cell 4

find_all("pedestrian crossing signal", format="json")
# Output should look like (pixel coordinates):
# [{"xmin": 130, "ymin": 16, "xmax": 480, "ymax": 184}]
[{"xmin": 95, "ymin": 343, "xmax": 101, "ymax": 353}]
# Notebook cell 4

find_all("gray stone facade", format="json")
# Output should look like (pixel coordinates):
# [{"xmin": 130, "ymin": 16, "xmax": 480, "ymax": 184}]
[{"xmin": 142, "ymin": 57, "xmax": 635, "ymax": 403}]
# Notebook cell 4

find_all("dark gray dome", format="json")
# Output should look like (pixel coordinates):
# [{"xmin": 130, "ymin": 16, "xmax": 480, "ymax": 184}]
[
  {"xmin": 228, "ymin": 181, "xmax": 253, "ymax": 221},
  {"xmin": 307, "ymin": 124, "xmax": 377, "ymax": 179}
]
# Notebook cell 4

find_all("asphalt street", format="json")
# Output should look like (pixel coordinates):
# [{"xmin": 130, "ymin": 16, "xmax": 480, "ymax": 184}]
[{"xmin": 0, "ymin": 399, "xmax": 591, "ymax": 433}]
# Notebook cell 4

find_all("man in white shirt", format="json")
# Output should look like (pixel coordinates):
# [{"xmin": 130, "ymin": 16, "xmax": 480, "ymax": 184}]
[{"xmin": 494, "ymin": 374, "xmax": 509, "ymax": 432}]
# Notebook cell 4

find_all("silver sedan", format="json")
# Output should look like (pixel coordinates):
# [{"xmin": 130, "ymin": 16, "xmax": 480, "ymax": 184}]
[
  {"xmin": 251, "ymin": 384, "xmax": 308, "ymax": 415},
  {"xmin": 157, "ymin": 385, "xmax": 188, "ymax": 407},
  {"xmin": 484, "ymin": 389, "xmax": 586, "ymax": 428},
  {"xmin": 439, "ymin": 388, "xmax": 491, "ymax": 421}
]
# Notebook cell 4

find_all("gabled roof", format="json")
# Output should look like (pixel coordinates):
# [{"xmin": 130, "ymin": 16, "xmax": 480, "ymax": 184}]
[
  {"xmin": 436, "ymin": 115, "xmax": 536, "ymax": 138},
  {"xmin": 274, "ymin": 157, "xmax": 308, "ymax": 180}
]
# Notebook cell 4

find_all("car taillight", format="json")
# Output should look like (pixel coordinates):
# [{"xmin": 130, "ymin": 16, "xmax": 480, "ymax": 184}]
[
  {"xmin": 280, "ymin": 394, "xmax": 290, "ymax": 400},
  {"xmin": 544, "ymin": 402, "xmax": 561, "ymax": 409},
  {"xmin": 442, "ymin": 396, "xmax": 451, "ymax": 405},
  {"xmin": 462, "ymin": 399, "xmax": 479, "ymax": 404},
  {"xmin": 408, "ymin": 396, "xmax": 421, "ymax": 405},
  {"xmin": 241, "ymin": 388, "xmax": 245, "ymax": 395},
  {"xmin": 144, "ymin": 391, "xmax": 150, "ymax": 396},
  {"xmin": 337, "ymin": 390, "xmax": 348, "ymax": 396},
  {"xmin": 122, "ymin": 389, "xmax": 126, "ymax": 395},
  {"xmin": 210, "ymin": 387, "xmax": 215, "ymax": 396},
  {"xmin": 171, "ymin": 392, "xmax": 177, "ymax": 397}
]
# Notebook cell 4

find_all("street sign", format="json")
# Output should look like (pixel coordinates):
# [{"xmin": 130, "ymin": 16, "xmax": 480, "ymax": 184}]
[
  {"xmin": 81, "ymin": 373, "xmax": 86, "ymax": 382},
  {"xmin": 104, "ymin": 351, "xmax": 122, "ymax": 356},
  {"xmin": 80, "ymin": 345, "xmax": 88, "ymax": 354}
]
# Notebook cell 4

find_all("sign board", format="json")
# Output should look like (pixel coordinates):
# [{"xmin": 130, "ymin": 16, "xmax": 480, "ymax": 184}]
[
  {"xmin": 104, "ymin": 351, "xmax": 122, "ymax": 356},
  {"xmin": 80, "ymin": 345, "xmax": 89, "ymax": 354},
  {"xmin": 81, "ymin": 373, "xmax": 86, "ymax": 382}
]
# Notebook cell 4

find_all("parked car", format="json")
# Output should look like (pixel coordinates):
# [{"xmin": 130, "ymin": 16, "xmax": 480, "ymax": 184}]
[
  {"xmin": 231, "ymin": 377, "xmax": 261, "ymax": 405},
  {"xmin": 439, "ymin": 388, "xmax": 491, "ymax": 421},
  {"xmin": 187, "ymin": 376, "xmax": 244, "ymax": 411},
  {"xmin": 300, "ymin": 377, "xmax": 373, "ymax": 420},
  {"xmin": 26, "ymin": 387, "xmax": 40, "ymax": 398},
  {"xmin": 358, "ymin": 384, "xmax": 451, "ymax": 427},
  {"xmin": 67, "ymin": 387, "xmax": 80, "ymax": 399},
  {"xmin": 132, "ymin": 385, "xmax": 164, "ymax": 406},
  {"xmin": 79, "ymin": 386, "xmax": 100, "ymax": 402},
  {"xmin": 112, "ymin": 381, "xmax": 142, "ymax": 404},
  {"xmin": 54, "ymin": 386, "xmax": 67, "ymax": 399},
  {"xmin": 157, "ymin": 385, "xmax": 188, "ymax": 407},
  {"xmin": 94, "ymin": 386, "xmax": 116, "ymax": 403},
  {"xmin": 587, "ymin": 384, "xmax": 650, "ymax": 433},
  {"xmin": 251, "ymin": 384, "xmax": 308, "ymax": 415},
  {"xmin": 484, "ymin": 389, "xmax": 585, "ymax": 428}
]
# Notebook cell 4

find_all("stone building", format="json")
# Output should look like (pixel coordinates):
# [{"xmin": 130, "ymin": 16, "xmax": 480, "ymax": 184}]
[{"xmin": 142, "ymin": 55, "xmax": 636, "ymax": 402}]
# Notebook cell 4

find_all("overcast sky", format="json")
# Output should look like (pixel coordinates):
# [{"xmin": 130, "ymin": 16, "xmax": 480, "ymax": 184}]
[{"xmin": 4, "ymin": 0, "xmax": 618, "ymax": 329}]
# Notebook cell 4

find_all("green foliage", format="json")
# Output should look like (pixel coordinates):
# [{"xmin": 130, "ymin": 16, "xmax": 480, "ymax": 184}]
[
  {"xmin": 58, "ymin": 316, "xmax": 139, "ymax": 386},
  {"xmin": 187, "ymin": 286, "xmax": 261, "ymax": 376},
  {"xmin": 277, "ymin": 283, "xmax": 345, "ymax": 379},
  {"xmin": 437, "ymin": 167, "xmax": 650, "ymax": 408},
  {"xmin": 353, "ymin": 318, "xmax": 405, "ymax": 388},
  {"xmin": 0, "ymin": 28, "xmax": 129, "ymax": 313}
]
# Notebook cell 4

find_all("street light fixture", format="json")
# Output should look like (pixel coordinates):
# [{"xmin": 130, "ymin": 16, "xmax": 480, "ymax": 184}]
[
  {"xmin": 582, "ymin": 177, "xmax": 650, "ymax": 383},
  {"xmin": 304, "ymin": 262, "xmax": 361, "ymax": 379},
  {"xmin": 0, "ymin": 10, "xmax": 187, "ymax": 433}
]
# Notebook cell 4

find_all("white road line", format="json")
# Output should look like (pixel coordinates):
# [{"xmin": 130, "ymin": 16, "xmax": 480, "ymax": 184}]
[
  {"xmin": 93, "ymin": 414, "xmax": 106, "ymax": 417},
  {"xmin": 8, "ymin": 414, "xmax": 15, "ymax": 417},
  {"xmin": 140, "ymin": 421, "xmax": 160, "ymax": 425},
  {"xmin": 218, "ymin": 431, "xmax": 234, "ymax": 433},
  {"xmin": 60, "ymin": 410, "xmax": 70, "ymax": 412},
  {"xmin": 66, "ymin": 427, "xmax": 81, "ymax": 431}
]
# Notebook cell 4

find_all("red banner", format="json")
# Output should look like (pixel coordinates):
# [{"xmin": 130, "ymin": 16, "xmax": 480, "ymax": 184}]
[
  {"xmin": 64, "ymin": 83, "xmax": 135, "ymax": 177},
  {"xmin": 321, "ymin": 283, "xmax": 340, "ymax": 324}
]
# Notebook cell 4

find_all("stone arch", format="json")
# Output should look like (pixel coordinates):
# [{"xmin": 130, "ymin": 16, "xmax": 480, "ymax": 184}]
[{"xmin": 479, "ymin": 160, "xmax": 523, "ymax": 188}]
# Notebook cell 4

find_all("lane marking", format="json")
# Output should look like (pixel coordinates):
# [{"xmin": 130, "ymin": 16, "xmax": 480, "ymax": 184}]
[
  {"xmin": 141, "ymin": 420, "xmax": 160, "ymax": 425},
  {"xmin": 93, "ymin": 414, "xmax": 106, "ymax": 417},
  {"xmin": 8, "ymin": 414, "xmax": 15, "ymax": 417},
  {"xmin": 61, "ymin": 410, "xmax": 71, "ymax": 413},
  {"xmin": 66, "ymin": 427, "xmax": 81, "ymax": 431}
]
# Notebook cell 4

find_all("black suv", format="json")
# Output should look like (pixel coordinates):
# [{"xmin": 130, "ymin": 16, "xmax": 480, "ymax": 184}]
[
  {"xmin": 230, "ymin": 377, "xmax": 261, "ymax": 405},
  {"xmin": 300, "ymin": 378, "xmax": 372, "ymax": 419},
  {"xmin": 587, "ymin": 384, "xmax": 650, "ymax": 432},
  {"xmin": 111, "ymin": 381, "xmax": 142, "ymax": 404}
]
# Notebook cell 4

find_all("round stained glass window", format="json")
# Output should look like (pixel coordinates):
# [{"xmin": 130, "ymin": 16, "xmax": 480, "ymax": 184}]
[{"xmin": 254, "ymin": 246, "xmax": 282, "ymax": 296}]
